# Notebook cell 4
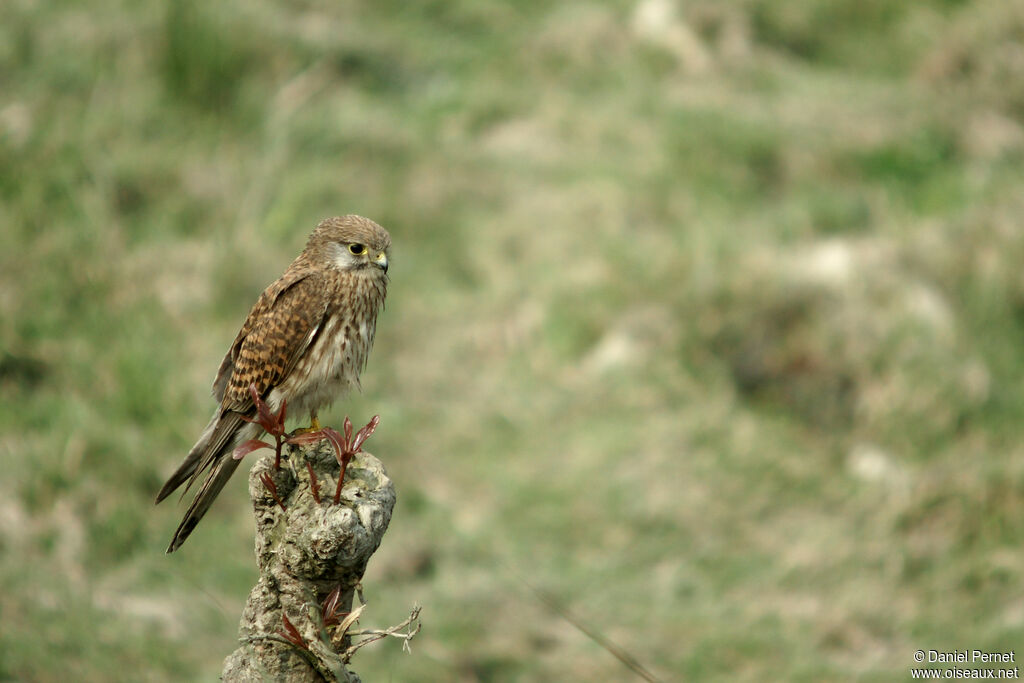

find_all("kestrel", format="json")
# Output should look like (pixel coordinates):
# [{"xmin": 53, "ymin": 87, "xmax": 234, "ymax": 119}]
[{"xmin": 156, "ymin": 215, "xmax": 390, "ymax": 553}]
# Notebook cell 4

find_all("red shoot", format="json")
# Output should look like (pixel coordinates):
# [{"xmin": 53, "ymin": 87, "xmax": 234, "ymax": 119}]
[
  {"xmin": 321, "ymin": 585, "xmax": 345, "ymax": 627},
  {"xmin": 259, "ymin": 472, "xmax": 286, "ymax": 511},
  {"xmin": 233, "ymin": 439, "xmax": 272, "ymax": 460},
  {"xmin": 284, "ymin": 415, "xmax": 381, "ymax": 504},
  {"xmin": 277, "ymin": 613, "xmax": 308, "ymax": 651},
  {"xmin": 305, "ymin": 461, "xmax": 322, "ymax": 504}
]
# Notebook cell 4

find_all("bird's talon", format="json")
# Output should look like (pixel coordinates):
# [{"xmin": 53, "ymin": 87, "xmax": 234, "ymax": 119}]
[{"xmin": 293, "ymin": 415, "xmax": 322, "ymax": 435}]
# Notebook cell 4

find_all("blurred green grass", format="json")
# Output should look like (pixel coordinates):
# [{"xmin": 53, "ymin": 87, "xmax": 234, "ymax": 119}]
[{"xmin": 3, "ymin": 0, "xmax": 1024, "ymax": 680}]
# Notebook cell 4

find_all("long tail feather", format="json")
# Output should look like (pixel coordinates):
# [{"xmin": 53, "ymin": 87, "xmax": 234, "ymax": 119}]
[
  {"xmin": 165, "ymin": 454, "xmax": 244, "ymax": 553},
  {"xmin": 157, "ymin": 409, "xmax": 256, "ymax": 552},
  {"xmin": 154, "ymin": 409, "xmax": 221, "ymax": 504}
]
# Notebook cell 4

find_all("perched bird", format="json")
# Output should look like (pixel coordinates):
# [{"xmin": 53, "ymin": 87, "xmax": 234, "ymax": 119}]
[{"xmin": 155, "ymin": 215, "xmax": 390, "ymax": 553}]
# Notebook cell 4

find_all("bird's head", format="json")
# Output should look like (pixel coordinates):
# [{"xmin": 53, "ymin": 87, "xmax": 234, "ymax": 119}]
[{"xmin": 307, "ymin": 215, "xmax": 391, "ymax": 276}]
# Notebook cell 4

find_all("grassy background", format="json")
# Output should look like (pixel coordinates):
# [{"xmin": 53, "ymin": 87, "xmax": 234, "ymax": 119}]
[{"xmin": 3, "ymin": 0, "xmax": 1024, "ymax": 680}]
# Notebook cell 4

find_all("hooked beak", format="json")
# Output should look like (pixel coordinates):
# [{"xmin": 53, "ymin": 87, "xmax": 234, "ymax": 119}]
[{"xmin": 375, "ymin": 251, "xmax": 389, "ymax": 273}]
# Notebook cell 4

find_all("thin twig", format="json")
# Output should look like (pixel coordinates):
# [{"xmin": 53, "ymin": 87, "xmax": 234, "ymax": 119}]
[
  {"xmin": 501, "ymin": 563, "xmax": 664, "ymax": 683},
  {"xmin": 342, "ymin": 605, "xmax": 422, "ymax": 661}
]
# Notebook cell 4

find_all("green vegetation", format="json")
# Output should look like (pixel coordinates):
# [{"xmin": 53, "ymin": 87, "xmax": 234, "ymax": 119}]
[{"xmin": 3, "ymin": 0, "xmax": 1024, "ymax": 679}]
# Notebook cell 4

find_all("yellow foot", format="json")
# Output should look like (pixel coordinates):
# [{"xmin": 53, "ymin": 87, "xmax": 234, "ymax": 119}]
[{"xmin": 293, "ymin": 414, "xmax": 322, "ymax": 435}]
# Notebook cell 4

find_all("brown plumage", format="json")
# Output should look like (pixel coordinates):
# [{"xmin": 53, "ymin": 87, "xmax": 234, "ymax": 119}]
[{"xmin": 155, "ymin": 215, "xmax": 391, "ymax": 553}]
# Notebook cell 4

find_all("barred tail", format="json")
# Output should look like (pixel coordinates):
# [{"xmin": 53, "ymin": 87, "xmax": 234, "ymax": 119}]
[
  {"xmin": 156, "ymin": 409, "xmax": 253, "ymax": 552},
  {"xmin": 164, "ymin": 453, "xmax": 243, "ymax": 553}
]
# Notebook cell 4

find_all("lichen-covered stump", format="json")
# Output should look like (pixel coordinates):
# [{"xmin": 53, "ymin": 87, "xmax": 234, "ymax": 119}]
[{"xmin": 222, "ymin": 439, "xmax": 395, "ymax": 682}]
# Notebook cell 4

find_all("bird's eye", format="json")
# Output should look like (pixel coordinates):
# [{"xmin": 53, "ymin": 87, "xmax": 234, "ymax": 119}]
[{"xmin": 348, "ymin": 244, "xmax": 365, "ymax": 255}]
